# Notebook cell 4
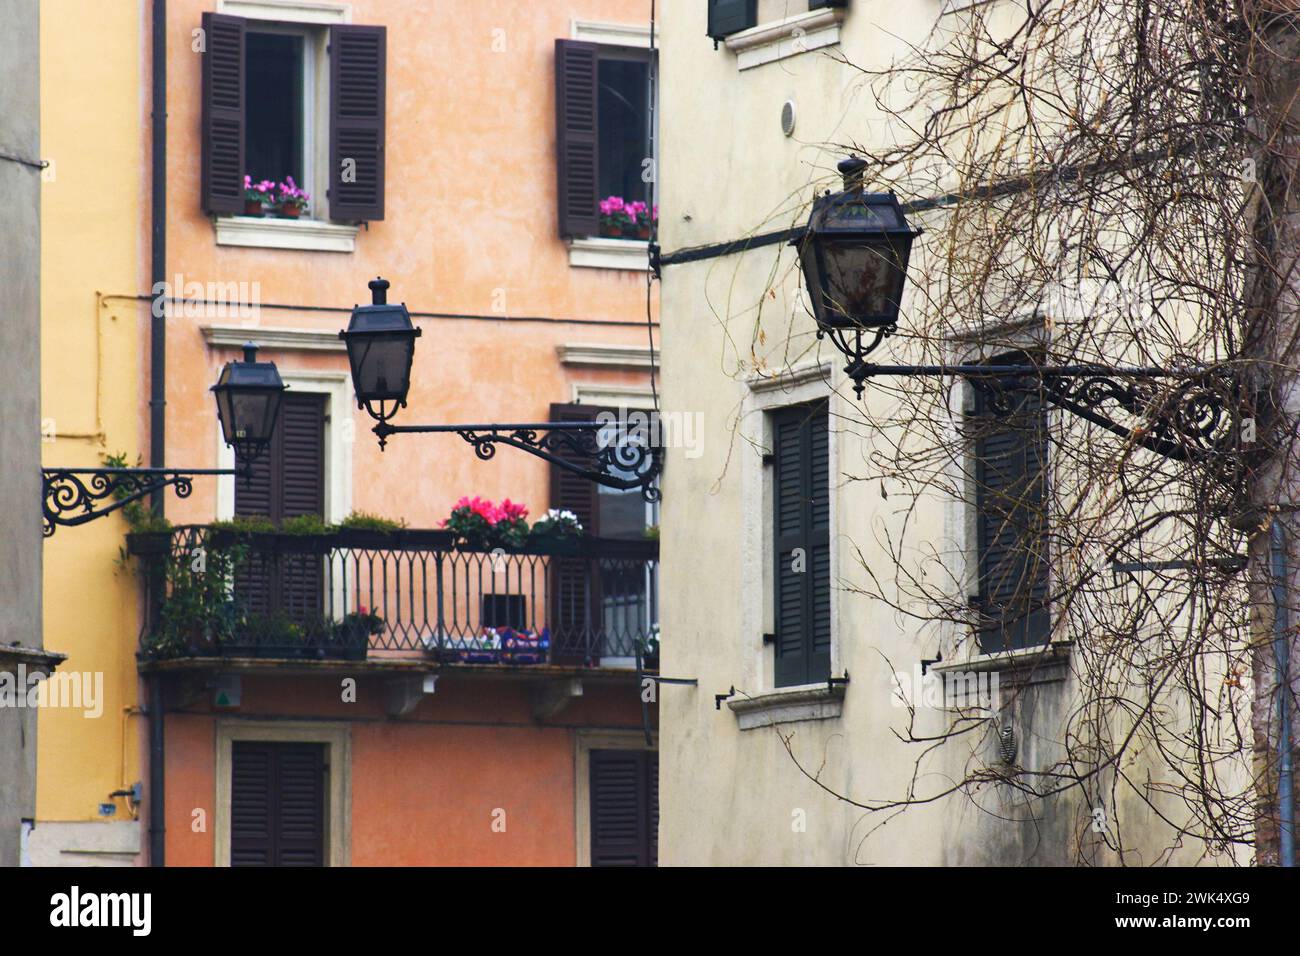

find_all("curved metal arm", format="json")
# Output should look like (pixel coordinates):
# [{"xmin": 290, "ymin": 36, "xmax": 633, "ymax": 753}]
[
  {"xmin": 852, "ymin": 362, "xmax": 1250, "ymax": 485},
  {"xmin": 41, "ymin": 467, "xmax": 244, "ymax": 537},
  {"xmin": 372, "ymin": 421, "xmax": 663, "ymax": 502}
]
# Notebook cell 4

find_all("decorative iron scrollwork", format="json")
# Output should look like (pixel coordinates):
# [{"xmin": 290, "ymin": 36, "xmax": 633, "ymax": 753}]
[
  {"xmin": 856, "ymin": 362, "xmax": 1250, "ymax": 487},
  {"xmin": 373, "ymin": 421, "xmax": 663, "ymax": 501},
  {"xmin": 42, "ymin": 467, "xmax": 241, "ymax": 537}
]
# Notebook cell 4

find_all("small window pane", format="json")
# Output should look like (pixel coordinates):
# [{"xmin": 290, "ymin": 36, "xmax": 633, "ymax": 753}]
[
  {"xmin": 597, "ymin": 58, "xmax": 651, "ymax": 206},
  {"xmin": 245, "ymin": 32, "xmax": 305, "ymax": 186}
]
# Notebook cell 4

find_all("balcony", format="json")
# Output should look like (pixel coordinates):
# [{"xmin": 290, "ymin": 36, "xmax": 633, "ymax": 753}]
[{"xmin": 128, "ymin": 525, "xmax": 659, "ymax": 671}]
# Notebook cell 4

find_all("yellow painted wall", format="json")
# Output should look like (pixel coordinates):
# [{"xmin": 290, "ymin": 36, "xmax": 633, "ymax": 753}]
[{"xmin": 37, "ymin": 0, "xmax": 147, "ymax": 837}]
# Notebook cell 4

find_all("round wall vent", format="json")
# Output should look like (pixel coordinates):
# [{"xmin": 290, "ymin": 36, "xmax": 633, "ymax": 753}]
[{"xmin": 781, "ymin": 100, "xmax": 796, "ymax": 137}]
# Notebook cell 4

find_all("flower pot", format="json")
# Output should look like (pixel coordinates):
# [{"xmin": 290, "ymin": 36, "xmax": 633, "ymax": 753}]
[
  {"xmin": 278, "ymin": 204, "xmax": 302, "ymax": 219},
  {"xmin": 636, "ymin": 225, "xmax": 651, "ymax": 240},
  {"xmin": 243, "ymin": 200, "xmax": 266, "ymax": 217},
  {"xmin": 601, "ymin": 223, "xmax": 623, "ymax": 239}
]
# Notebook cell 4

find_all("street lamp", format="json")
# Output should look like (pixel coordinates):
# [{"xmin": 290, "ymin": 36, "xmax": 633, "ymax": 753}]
[
  {"xmin": 338, "ymin": 277, "xmax": 421, "ymax": 432},
  {"xmin": 340, "ymin": 277, "xmax": 662, "ymax": 499},
  {"xmin": 794, "ymin": 156, "xmax": 1247, "ymax": 484},
  {"xmin": 212, "ymin": 342, "xmax": 287, "ymax": 466},
  {"xmin": 793, "ymin": 157, "xmax": 919, "ymax": 397},
  {"xmin": 42, "ymin": 342, "xmax": 285, "ymax": 536}
]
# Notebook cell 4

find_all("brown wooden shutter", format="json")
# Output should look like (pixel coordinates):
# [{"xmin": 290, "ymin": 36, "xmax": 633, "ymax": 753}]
[
  {"xmin": 234, "ymin": 392, "xmax": 326, "ymax": 623},
  {"xmin": 772, "ymin": 401, "xmax": 831, "ymax": 687},
  {"xmin": 973, "ymin": 360, "xmax": 1050, "ymax": 653},
  {"xmin": 278, "ymin": 393, "xmax": 326, "ymax": 622},
  {"xmin": 231, "ymin": 741, "xmax": 326, "ymax": 867},
  {"xmin": 329, "ymin": 24, "xmax": 386, "ymax": 221},
  {"xmin": 590, "ymin": 749, "xmax": 657, "ymax": 867},
  {"xmin": 549, "ymin": 402, "xmax": 602, "ymax": 662},
  {"xmin": 555, "ymin": 40, "xmax": 599, "ymax": 238},
  {"xmin": 200, "ymin": 12, "xmax": 246, "ymax": 216}
]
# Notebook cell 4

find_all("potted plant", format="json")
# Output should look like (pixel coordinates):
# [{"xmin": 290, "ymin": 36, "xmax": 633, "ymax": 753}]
[
  {"xmin": 625, "ymin": 200, "xmax": 650, "ymax": 240},
  {"xmin": 528, "ymin": 508, "xmax": 584, "ymax": 553},
  {"xmin": 275, "ymin": 176, "xmax": 310, "ymax": 218},
  {"xmin": 441, "ymin": 496, "xmax": 530, "ymax": 550},
  {"xmin": 599, "ymin": 195, "xmax": 632, "ymax": 238},
  {"xmin": 332, "ymin": 607, "xmax": 383, "ymax": 661},
  {"xmin": 243, "ymin": 175, "xmax": 276, "ymax": 216}
]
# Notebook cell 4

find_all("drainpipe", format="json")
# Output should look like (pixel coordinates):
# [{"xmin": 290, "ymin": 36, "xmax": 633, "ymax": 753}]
[
  {"xmin": 148, "ymin": 0, "xmax": 167, "ymax": 868},
  {"xmin": 1270, "ymin": 519, "xmax": 1294, "ymax": 867}
]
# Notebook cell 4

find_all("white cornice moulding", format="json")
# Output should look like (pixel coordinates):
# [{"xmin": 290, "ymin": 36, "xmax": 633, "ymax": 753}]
[
  {"xmin": 202, "ymin": 324, "xmax": 346, "ymax": 352},
  {"xmin": 572, "ymin": 384, "xmax": 658, "ymax": 408},
  {"xmin": 558, "ymin": 344, "xmax": 657, "ymax": 370},
  {"xmin": 214, "ymin": 215, "xmax": 359, "ymax": 253},
  {"xmin": 571, "ymin": 18, "xmax": 655, "ymax": 48},
  {"xmin": 746, "ymin": 360, "xmax": 833, "ymax": 394},
  {"xmin": 568, "ymin": 237, "xmax": 651, "ymax": 271},
  {"xmin": 218, "ymin": 0, "xmax": 352, "ymax": 24},
  {"xmin": 725, "ymin": 7, "xmax": 845, "ymax": 71}
]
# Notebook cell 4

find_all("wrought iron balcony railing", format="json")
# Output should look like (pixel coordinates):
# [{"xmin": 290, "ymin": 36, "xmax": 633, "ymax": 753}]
[{"xmin": 127, "ymin": 525, "xmax": 659, "ymax": 668}]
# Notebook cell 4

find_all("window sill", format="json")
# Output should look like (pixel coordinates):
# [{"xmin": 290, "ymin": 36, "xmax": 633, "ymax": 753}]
[
  {"xmin": 214, "ymin": 215, "xmax": 360, "ymax": 253},
  {"xmin": 568, "ymin": 237, "xmax": 651, "ymax": 271},
  {"xmin": 723, "ymin": 7, "xmax": 846, "ymax": 71},
  {"xmin": 728, "ymin": 682, "xmax": 845, "ymax": 730},
  {"xmin": 933, "ymin": 640, "xmax": 1072, "ymax": 688}
]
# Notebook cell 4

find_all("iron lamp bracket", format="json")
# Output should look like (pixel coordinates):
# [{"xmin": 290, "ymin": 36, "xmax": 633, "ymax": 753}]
[
  {"xmin": 370, "ymin": 420, "xmax": 663, "ymax": 502},
  {"xmin": 41, "ymin": 466, "xmax": 249, "ymax": 537}
]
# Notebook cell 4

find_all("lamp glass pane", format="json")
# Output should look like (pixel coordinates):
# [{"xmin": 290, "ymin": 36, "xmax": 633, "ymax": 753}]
[
  {"xmin": 347, "ymin": 333, "xmax": 413, "ymax": 402},
  {"xmin": 821, "ymin": 240, "xmax": 903, "ymax": 324},
  {"xmin": 230, "ymin": 390, "xmax": 275, "ymax": 444}
]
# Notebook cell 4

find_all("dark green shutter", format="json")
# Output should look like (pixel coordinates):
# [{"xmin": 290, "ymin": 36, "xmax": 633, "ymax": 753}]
[
  {"xmin": 707, "ymin": 0, "xmax": 758, "ymax": 41},
  {"xmin": 231, "ymin": 741, "xmax": 326, "ymax": 867},
  {"xmin": 329, "ymin": 24, "xmax": 386, "ymax": 221},
  {"xmin": 200, "ymin": 12, "xmax": 246, "ymax": 215},
  {"xmin": 590, "ymin": 749, "xmax": 657, "ymax": 867},
  {"xmin": 972, "ymin": 359, "xmax": 1050, "ymax": 652},
  {"xmin": 772, "ymin": 401, "xmax": 831, "ymax": 687},
  {"xmin": 555, "ymin": 40, "xmax": 600, "ymax": 238}
]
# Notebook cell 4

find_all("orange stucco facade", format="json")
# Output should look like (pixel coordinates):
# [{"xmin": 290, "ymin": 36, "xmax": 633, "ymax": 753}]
[
  {"xmin": 163, "ymin": 0, "xmax": 658, "ymax": 529},
  {"xmin": 149, "ymin": 0, "xmax": 659, "ymax": 866}
]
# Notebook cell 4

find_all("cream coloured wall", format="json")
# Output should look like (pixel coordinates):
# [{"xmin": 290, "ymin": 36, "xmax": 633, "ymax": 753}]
[{"xmin": 657, "ymin": 0, "xmax": 1241, "ymax": 866}]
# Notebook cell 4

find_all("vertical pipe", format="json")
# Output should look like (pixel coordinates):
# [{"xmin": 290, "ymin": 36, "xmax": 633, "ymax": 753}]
[
  {"xmin": 1270, "ymin": 519, "xmax": 1294, "ymax": 867},
  {"xmin": 148, "ymin": 0, "xmax": 167, "ymax": 868}
]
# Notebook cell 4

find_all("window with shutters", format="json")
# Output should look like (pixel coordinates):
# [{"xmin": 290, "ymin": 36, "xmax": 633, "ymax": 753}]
[
  {"xmin": 201, "ymin": 11, "xmax": 386, "ymax": 230},
  {"xmin": 231, "ymin": 741, "xmax": 326, "ymax": 867},
  {"xmin": 968, "ymin": 354, "xmax": 1051, "ymax": 653},
  {"xmin": 770, "ymin": 400, "xmax": 832, "ymax": 688},
  {"xmin": 555, "ymin": 40, "xmax": 657, "ymax": 242},
  {"xmin": 589, "ymin": 749, "xmax": 658, "ymax": 866}
]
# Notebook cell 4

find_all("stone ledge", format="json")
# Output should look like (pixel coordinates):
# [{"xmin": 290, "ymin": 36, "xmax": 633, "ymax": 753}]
[
  {"xmin": 728, "ymin": 683, "xmax": 845, "ymax": 730},
  {"xmin": 214, "ymin": 215, "xmax": 359, "ymax": 253}
]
